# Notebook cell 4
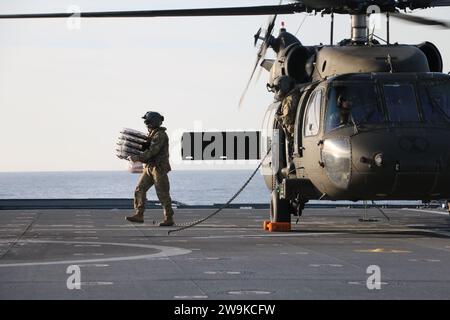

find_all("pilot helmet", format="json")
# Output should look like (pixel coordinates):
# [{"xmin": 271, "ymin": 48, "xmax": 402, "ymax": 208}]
[{"xmin": 142, "ymin": 111, "xmax": 164, "ymax": 129}]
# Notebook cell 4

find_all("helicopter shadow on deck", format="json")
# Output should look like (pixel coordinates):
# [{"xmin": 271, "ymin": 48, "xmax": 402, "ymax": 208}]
[
  {"xmin": 285, "ymin": 226, "xmax": 450, "ymax": 239},
  {"xmin": 287, "ymin": 214, "xmax": 450, "ymax": 239}
]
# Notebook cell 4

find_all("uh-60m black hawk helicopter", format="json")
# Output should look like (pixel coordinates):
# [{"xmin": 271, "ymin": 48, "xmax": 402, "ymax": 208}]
[{"xmin": 3, "ymin": 0, "xmax": 450, "ymax": 226}]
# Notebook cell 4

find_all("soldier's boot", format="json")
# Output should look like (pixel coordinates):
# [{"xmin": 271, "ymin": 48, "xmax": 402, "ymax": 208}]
[
  {"xmin": 126, "ymin": 213, "xmax": 144, "ymax": 223},
  {"xmin": 159, "ymin": 219, "xmax": 174, "ymax": 227},
  {"xmin": 159, "ymin": 206, "xmax": 174, "ymax": 227}
]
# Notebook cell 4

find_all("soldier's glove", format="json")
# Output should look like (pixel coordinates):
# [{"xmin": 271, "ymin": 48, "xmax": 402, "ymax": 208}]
[{"xmin": 141, "ymin": 141, "xmax": 151, "ymax": 150}]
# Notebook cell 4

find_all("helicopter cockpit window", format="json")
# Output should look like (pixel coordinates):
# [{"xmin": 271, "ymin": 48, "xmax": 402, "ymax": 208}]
[
  {"xmin": 418, "ymin": 82, "xmax": 450, "ymax": 124},
  {"xmin": 304, "ymin": 91, "xmax": 322, "ymax": 137},
  {"xmin": 325, "ymin": 83, "xmax": 383, "ymax": 133},
  {"xmin": 383, "ymin": 84, "xmax": 420, "ymax": 122}
]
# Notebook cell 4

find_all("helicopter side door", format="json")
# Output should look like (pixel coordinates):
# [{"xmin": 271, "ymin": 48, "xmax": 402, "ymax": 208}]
[
  {"xmin": 261, "ymin": 101, "xmax": 281, "ymax": 191},
  {"xmin": 300, "ymin": 87, "xmax": 325, "ymax": 186}
]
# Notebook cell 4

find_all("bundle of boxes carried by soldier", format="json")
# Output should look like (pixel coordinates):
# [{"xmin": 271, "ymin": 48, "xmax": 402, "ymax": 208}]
[{"xmin": 116, "ymin": 128, "xmax": 147, "ymax": 173}]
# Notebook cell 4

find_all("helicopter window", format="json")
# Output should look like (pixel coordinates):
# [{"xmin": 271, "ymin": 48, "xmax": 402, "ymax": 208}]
[
  {"xmin": 383, "ymin": 84, "xmax": 420, "ymax": 122},
  {"xmin": 325, "ymin": 83, "xmax": 383, "ymax": 132},
  {"xmin": 418, "ymin": 82, "xmax": 450, "ymax": 123},
  {"xmin": 304, "ymin": 91, "xmax": 322, "ymax": 137},
  {"xmin": 261, "ymin": 102, "xmax": 280, "ymax": 153}
]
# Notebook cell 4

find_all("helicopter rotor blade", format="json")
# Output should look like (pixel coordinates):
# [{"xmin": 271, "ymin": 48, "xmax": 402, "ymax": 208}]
[
  {"xmin": 266, "ymin": 13, "xmax": 278, "ymax": 37},
  {"xmin": 239, "ymin": 13, "xmax": 278, "ymax": 108},
  {"xmin": 254, "ymin": 28, "xmax": 263, "ymax": 46},
  {"xmin": 251, "ymin": 5, "xmax": 281, "ymax": 97},
  {"xmin": 255, "ymin": 65, "xmax": 265, "ymax": 83},
  {"xmin": 391, "ymin": 12, "xmax": 450, "ymax": 28},
  {"xmin": 238, "ymin": 56, "xmax": 261, "ymax": 108},
  {"xmin": 429, "ymin": 0, "xmax": 450, "ymax": 6},
  {"xmin": 239, "ymin": 40, "xmax": 268, "ymax": 107},
  {"xmin": 0, "ymin": 4, "xmax": 304, "ymax": 19},
  {"xmin": 2, "ymin": 1, "xmax": 450, "ymax": 20}
]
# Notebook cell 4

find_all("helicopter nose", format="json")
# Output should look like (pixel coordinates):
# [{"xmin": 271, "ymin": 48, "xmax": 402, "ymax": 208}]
[{"xmin": 350, "ymin": 129, "xmax": 450, "ymax": 199}]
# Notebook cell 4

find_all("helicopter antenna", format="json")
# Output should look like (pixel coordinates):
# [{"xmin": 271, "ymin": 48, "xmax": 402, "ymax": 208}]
[
  {"xmin": 371, "ymin": 33, "xmax": 388, "ymax": 44},
  {"xmin": 386, "ymin": 54, "xmax": 393, "ymax": 73},
  {"xmin": 369, "ymin": 22, "xmax": 376, "ymax": 44},
  {"xmin": 386, "ymin": 12, "xmax": 390, "ymax": 45},
  {"xmin": 330, "ymin": 12, "xmax": 334, "ymax": 45}
]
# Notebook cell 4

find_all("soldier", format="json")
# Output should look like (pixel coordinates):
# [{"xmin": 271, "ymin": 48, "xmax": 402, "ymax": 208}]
[
  {"xmin": 337, "ymin": 94, "xmax": 351, "ymax": 125},
  {"xmin": 126, "ymin": 111, "xmax": 175, "ymax": 226},
  {"xmin": 274, "ymin": 75, "xmax": 298, "ymax": 144},
  {"xmin": 326, "ymin": 94, "xmax": 353, "ymax": 132}
]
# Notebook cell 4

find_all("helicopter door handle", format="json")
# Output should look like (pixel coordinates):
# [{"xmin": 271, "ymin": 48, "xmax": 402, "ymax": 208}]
[{"xmin": 318, "ymin": 140, "xmax": 325, "ymax": 168}]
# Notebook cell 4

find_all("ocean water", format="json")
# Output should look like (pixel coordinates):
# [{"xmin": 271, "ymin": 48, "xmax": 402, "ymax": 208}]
[{"xmin": 0, "ymin": 170, "xmax": 269, "ymax": 205}]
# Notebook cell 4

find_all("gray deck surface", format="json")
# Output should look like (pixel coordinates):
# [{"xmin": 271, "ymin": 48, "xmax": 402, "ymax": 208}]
[{"xmin": 1, "ymin": 207, "xmax": 450, "ymax": 300}]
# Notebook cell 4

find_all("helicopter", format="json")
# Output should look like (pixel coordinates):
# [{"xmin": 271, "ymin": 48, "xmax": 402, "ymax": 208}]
[{"xmin": 2, "ymin": 0, "xmax": 450, "ymax": 225}]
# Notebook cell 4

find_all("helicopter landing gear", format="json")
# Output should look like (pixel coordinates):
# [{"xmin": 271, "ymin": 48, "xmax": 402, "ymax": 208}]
[
  {"xmin": 264, "ymin": 190, "xmax": 292, "ymax": 232},
  {"xmin": 270, "ymin": 190, "xmax": 291, "ymax": 223}
]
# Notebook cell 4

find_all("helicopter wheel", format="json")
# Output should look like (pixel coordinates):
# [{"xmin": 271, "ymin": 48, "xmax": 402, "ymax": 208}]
[{"xmin": 270, "ymin": 190, "xmax": 291, "ymax": 223}]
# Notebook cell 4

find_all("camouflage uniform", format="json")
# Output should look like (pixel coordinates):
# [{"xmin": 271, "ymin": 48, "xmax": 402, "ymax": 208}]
[
  {"xmin": 131, "ymin": 127, "xmax": 174, "ymax": 221},
  {"xmin": 279, "ymin": 90, "xmax": 300, "ymax": 141}
]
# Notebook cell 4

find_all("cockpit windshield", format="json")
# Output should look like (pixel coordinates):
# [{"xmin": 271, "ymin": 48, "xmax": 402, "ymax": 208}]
[
  {"xmin": 325, "ymin": 79, "xmax": 450, "ymax": 133},
  {"xmin": 418, "ymin": 81, "xmax": 450, "ymax": 124},
  {"xmin": 383, "ymin": 84, "xmax": 420, "ymax": 122},
  {"xmin": 326, "ymin": 83, "xmax": 383, "ymax": 133}
]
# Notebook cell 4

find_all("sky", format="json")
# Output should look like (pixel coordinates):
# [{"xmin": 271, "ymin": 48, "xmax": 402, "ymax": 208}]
[{"xmin": 1, "ymin": 0, "xmax": 450, "ymax": 172}]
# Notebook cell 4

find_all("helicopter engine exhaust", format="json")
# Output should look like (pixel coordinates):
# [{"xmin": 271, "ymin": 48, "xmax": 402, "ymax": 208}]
[
  {"xmin": 283, "ymin": 43, "xmax": 313, "ymax": 83},
  {"xmin": 268, "ymin": 43, "xmax": 314, "ymax": 88},
  {"xmin": 416, "ymin": 41, "xmax": 443, "ymax": 73}
]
